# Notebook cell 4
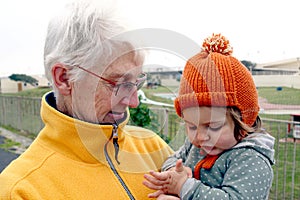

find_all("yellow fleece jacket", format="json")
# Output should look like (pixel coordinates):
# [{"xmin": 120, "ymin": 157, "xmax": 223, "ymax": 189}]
[{"xmin": 0, "ymin": 92, "xmax": 173, "ymax": 199}]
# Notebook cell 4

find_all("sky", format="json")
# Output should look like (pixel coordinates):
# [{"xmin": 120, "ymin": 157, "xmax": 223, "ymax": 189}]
[{"xmin": 1, "ymin": 0, "xmax": 300, "ymax": 76}]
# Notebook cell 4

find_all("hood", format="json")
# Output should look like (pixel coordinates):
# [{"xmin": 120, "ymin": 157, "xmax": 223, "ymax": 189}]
[{"xmin": 234, "ymin": 132, "xmax": 275, "ymax": 165}]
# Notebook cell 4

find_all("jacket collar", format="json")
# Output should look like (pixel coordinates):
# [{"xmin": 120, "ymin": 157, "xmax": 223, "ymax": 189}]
[{"xmin": 39, "ymin": 92, "xmax": 128, "ymax": 164}]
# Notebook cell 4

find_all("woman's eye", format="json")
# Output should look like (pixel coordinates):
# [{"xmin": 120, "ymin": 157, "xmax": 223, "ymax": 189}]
[{"xmin": 121, "ymin": 82, "xmax": 134, "ymax": 90}]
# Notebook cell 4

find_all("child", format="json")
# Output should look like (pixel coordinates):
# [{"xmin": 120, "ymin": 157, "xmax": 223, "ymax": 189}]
[{"xmin": 143, "ymin": 33, "xmax": 275, "ymax": 200}]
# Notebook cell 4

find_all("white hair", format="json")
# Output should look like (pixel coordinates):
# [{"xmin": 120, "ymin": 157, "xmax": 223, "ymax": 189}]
[{"xmin": 43, "ymin": 0, "xmax": 143, "ymax": 95}]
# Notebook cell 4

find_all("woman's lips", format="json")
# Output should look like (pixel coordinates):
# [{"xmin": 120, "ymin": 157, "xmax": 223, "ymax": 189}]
[{"xmin": 107, "ymin": 112, "xmax": 125, "ymax": 121}]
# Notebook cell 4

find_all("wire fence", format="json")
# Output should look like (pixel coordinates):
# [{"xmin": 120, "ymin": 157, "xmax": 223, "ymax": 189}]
[
  {"xmin": 142, "ymin": 106, "xmax": 300, "ymax": 200},
  {"xmin": 0, "ymin": 95, "xmax": 299, "ymax": 199},
  {"xmin": 261, "ymin": 118, "xmax": 300, "ymax": 200}
]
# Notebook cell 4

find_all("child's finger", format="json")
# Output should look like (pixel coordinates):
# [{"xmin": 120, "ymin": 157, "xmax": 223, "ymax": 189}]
[
  {"xmin": 175, "ymin": 159, "xmax": 184, "ymax": 172},
  {"xmin": 157, "ymin": 194, "xmax": 181, "ymax": 200},
  {"xmin": 143, "ymin": 179, "xmax": 163, "ymax": 190},
  {"xmin": 149, "ymin": 170, "xmax": 169, "ymax": 181},
  {"xmin": 143, "ymin": 174, "xmax": 168, "ymax": 186},
  {"xmin": 147, "ymin": 190, "xmax": 165, "ymax": 198}
]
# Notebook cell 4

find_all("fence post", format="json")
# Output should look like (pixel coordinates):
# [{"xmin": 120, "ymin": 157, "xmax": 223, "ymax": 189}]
[{"xmin": 163, "ymin": 109, "xmax": 169, "ymax": 137}]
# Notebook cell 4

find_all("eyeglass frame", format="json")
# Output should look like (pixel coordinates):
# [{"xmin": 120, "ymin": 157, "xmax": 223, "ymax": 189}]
[{"xmin": 74, "ymin": 65, "xmax": 147, "ymax": 96}]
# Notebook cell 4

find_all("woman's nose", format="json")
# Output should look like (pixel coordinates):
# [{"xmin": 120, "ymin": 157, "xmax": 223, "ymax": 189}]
[{"xmin": 121, "ymin": 89, "xmax": 139, "ymax": 108}]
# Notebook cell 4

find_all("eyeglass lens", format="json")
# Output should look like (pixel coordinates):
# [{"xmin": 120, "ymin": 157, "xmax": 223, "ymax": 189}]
[{"xmin": 114, "ymin": 74, "xmax": 146, "ymax": 96}]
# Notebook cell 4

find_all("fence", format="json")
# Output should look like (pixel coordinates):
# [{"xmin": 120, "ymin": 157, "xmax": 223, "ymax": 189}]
[
  {"xmin": 140, "ymin": 107, "xmax": 300, "ymax": 200},
  {"xmin": 0, "ymin": 95, "xmax": 299, "ymax": 199},
  {"xmin": 262, "ymin": 118, "xmax": 300, "ymax": 200},
  {"xmin": 0, "ymin": 95, "xmax": 43, "ymax": 134}
]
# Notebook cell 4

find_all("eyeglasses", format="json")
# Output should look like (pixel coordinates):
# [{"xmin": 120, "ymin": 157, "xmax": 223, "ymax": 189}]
[{"xmin": 74, "ymin": 65, "xmax": 147, "ymax": 96}]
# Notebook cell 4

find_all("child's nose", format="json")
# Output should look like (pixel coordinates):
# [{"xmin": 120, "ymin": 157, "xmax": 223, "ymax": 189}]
[{"xmin": 196, "ymin": 129, "xmax": 210, "ymax": 141}]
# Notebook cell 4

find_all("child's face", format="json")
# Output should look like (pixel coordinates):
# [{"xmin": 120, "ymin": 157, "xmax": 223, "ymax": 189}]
[{"xmin": 182, "ymin": 106, "xmax": 237, "ymax": 156}]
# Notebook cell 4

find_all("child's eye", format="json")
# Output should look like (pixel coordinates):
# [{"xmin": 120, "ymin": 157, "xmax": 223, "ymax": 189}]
[
  {"xmin": 188, "ymin": 125, "xmax": 197, "ymax": 131},
  {"xmin": 186, "ymin": 123, "xmax": 197, "ymax": 131},
  {"xmin": 208, "ymin": 123, "xmax": 223, "ymax": 131}
]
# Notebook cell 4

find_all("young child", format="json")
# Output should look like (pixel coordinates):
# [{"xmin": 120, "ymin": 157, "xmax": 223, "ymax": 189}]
[{"xmin": 143, "ymin": 33, "xmax": 275, "ymax": 200}]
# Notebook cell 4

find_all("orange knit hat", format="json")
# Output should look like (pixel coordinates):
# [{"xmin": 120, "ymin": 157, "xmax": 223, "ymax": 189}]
[{"xmin": 174, "ymin": 33, "xmax": 259, "ymax": 126}]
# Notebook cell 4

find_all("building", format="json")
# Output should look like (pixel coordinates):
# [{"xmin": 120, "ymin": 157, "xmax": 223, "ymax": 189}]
[
  {"xmin": 145, "ymin": 58, "xmax": 300, "ymax": 89},
  {"xmin": 254, "ymin": 57, "xmax": 299, "ymax": 75},
  {"xmin": 0, "ymin": 74, "xmax": 50, "ymax": 93}
]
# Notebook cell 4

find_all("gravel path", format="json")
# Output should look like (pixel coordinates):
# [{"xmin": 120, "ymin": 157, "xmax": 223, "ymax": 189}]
[
  {"xmin": 259, "ymin": 97, "xmax": 300, "ymax": 110},
  {"xmin": 0, "ymin": 127, "xmax": 33, "ymax": 154}
]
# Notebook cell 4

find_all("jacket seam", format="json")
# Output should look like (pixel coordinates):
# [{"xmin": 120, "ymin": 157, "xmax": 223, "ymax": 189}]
[{"xmin": 9, "ymin": 151, "xmax": 56, "ymax": 199}]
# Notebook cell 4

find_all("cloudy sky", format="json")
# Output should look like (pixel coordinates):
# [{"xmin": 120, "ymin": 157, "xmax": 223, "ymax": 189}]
[{"xmin": 0, "ymin": 0, "xmax": 299, "ymax": 76}]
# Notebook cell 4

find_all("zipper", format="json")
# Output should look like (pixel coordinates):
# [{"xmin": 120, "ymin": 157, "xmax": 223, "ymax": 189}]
[
  {"xmin": 104, "ymin": 123, "xmax": 135, "ymax": 200},
  {"xmin": 112, "ymin": 124, "xmax": 120, "ymax": 164}
]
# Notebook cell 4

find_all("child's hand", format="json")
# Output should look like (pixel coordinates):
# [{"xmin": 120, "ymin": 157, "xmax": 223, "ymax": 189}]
[
  {"xmin": 168, "ymin": 161, "xmax": 193, "ymax": 178},
  {"xmin": 156, "ymin": 194, "xmax": 180, "ymax": 200},
  {"xmin": 143, "ymin": 170, "xmax": 170, "ymax": 198},
  {"xmin": 143, "ymin": 159, "xmax": 191, "ymax": 197}
]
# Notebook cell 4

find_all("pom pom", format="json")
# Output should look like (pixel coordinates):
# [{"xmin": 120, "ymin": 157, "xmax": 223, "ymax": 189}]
[{"xmin": 202, "ymin": 33, "xmax": 233, "ymax": 56}]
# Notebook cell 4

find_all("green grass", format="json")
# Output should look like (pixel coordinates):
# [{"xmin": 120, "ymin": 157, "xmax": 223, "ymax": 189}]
[
  {"xmin": 0, "ymin": 124, "xmax": 37, "ymax": 140},
  {"xmin": 1, "ymin": 87, "xmax": 51, "ymax": 97},
  {"xmin": 269, "ymin": 141, "xmax": 300, "ymax": 199},
  {"xmin": 257, "ymin": 86, "xmax": 300, "ymax": 105},
  {"xmin": 144, "ymin": 86, "xmax": 300, "ymax": 106},
  {"xmin": 143, "ymin": 86, "xmax": 178, "ymax": 104},
  {"xmin": 261, "ymin": 118, "xmax": 300, "ymax": 199},
  {"xmin": 0, "ymin": 138, "xmax": 21, "ymax": 152},
  {"xmin": 3, "ymin": 86, "xmax": 300, "ymax": 106},
  {"xmin": 1, "ymin": 86, "xmax": 300, "ymax": 199},
  {"xmin": 260, "ymin": 114, "xmax": 290, "ymax": 120}
]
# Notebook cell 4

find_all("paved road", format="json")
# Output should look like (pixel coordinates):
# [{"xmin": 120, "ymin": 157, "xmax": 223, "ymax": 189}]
[{"xmin": 0, "ymin": 135, "xmax": 19, "ymax": 173}]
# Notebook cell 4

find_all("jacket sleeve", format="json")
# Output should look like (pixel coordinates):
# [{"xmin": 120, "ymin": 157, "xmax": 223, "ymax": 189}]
[
  {"xmin": 161, "ymin": 137, "xmax": 193, "ymax": 171},
  {"xmin": 180, "ymin": 149, "xmax": 273, "ymax": 200}
]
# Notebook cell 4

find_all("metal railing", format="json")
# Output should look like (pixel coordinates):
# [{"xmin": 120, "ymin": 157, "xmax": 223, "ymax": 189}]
[
  {"xmin": 149, "ymin": 107, "xmax": 300, "ymax": 200},
  {"xmin": 261, "ymin": 118, "xmax": 300, "ymax": 200},
  {"xmin": 0, "ymin": 95, "xmax": 299, "ymax": 199}
]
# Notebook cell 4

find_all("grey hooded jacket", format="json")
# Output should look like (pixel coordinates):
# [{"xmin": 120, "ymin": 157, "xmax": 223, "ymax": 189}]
[{"xmin": 162, "ymin": 132, "xmax": 275, "ymax": 200}]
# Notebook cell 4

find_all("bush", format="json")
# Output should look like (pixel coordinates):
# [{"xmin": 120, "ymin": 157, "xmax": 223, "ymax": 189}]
[{"xmin": 129, "ymin": 96, "xmax": 170, "ymax": 143}]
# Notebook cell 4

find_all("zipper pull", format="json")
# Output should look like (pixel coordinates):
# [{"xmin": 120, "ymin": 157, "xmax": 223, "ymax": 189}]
[{"xmin": 112, "ymin": 124, "xmax": 120, "ymax": 165}]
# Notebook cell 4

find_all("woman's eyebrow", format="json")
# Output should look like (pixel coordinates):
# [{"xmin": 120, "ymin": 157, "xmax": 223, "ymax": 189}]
[{"xmin": 106, "ymin": 72, "xmax": 134, "ymax": 82}]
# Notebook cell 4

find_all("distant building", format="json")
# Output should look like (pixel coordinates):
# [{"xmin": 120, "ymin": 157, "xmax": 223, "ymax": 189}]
[
  {"xmin": 144, "ymin": 58, "xmax": 300, "ymax": 89},
  {"xmin": 255, "ymin": 57, "xmax": 300, "ymax": 75},
  {"xmin": 0, "ymin": 74, "xmax": 50, "ymax": 93}
]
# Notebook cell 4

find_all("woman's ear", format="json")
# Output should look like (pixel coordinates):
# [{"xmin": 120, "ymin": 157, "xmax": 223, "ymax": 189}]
[{"xmin": 51, "ymin": 64, "xmax": 71, "ymax": 95}]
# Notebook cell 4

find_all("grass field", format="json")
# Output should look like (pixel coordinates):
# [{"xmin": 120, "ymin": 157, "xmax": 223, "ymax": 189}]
[
  {"xmin": 258, "ymin": 86, "xmax": 300, "ymax": 105},
  {"xmin": 144, "ymin": 86, "xmax": 300, "ymax": 199},
  {"xmin": 3, "ymin": 86, "xmax": 300, "ymax": 106},
  {"xmin": 143, "ymin": 86, "xmax": 300, "ymax": 106},
  {"xmin": 1, "ymin": 86, "xmax": 300, "ymax": 199},
  {"xmin": 1, "ymin": 87, "xmax": 52, "ymax": 97},
  {"xmin": 261, "ymin": 118, "xmax": 300, "ymax": 199}
]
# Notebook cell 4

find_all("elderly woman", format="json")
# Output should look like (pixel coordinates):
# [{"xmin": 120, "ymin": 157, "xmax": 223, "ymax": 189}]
[{"xmin": 0, "ymin": 1, "xmax": 173, "ymax": 199}]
